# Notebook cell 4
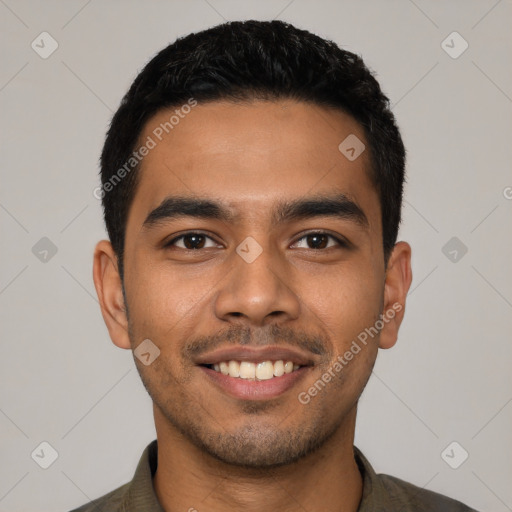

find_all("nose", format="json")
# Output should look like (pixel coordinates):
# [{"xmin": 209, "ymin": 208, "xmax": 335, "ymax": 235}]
[{"xmin": 213, "ymin": 237, "xmax": 301, "ymax": 327}]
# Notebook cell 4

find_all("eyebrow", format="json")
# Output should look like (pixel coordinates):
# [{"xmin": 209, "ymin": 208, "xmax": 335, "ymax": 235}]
[{"xmin": 142, "ymin": 193, "xmax": 369, "ymax": 230}]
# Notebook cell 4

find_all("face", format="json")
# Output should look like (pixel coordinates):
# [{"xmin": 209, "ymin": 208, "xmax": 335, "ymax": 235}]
[{"xmin": 94, "ymin": 99, "xmax": 411, "ymax": 469}]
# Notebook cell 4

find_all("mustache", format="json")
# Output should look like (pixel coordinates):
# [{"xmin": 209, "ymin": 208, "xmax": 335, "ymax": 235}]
[{"xmin": 182, "ymin": 324, "xmax": 329, "ymax": 360}]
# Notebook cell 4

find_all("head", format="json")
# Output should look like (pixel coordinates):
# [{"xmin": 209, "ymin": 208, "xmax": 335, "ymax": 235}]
[{"xmin": 93, "ymin": 20, "xmax": 412, "ymax": 469}]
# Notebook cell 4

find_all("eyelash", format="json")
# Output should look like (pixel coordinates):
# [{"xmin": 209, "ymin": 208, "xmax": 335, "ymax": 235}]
[{"xmin": 164, "ymin": 231, "xmax": 348, "ymax": 250}]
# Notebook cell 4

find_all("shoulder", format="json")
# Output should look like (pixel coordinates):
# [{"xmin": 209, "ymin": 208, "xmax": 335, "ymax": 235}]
[
  {"xmin": 377, "ymin": 473, "xmax": 479, "ymax": 511},
  {"xmin": 354, "ymin": 446, "xmax": 479, "ymax": 511},
  {"xmin": 66, "ymin": 482, "xmax": 129, "ymax": 512},
  {"xmin": 66, "ymin": 439, "xmax": 161, "ymax": 512}
]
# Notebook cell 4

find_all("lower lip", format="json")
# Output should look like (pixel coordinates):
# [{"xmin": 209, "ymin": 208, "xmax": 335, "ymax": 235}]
[{"xmin": 199, "ymin": 366, "xmax": 310, "ymax": 401}]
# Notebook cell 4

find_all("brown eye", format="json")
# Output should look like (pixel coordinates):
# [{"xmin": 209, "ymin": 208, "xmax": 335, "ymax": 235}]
[
  {"xmin": 294, "ymin": 232, "xmax": 347, "ymax": 250},
  {"xmin": 306, "ymin": 233, "xmax": 329, "ymax": 249},
  {"xmin": 165, "ymin": 233, "xmax": 217, "ymax": 250}
]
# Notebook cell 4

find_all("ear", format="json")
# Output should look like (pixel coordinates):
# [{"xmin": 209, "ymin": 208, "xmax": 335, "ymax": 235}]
[
  {"xmin": 378, "ymin": 241, "xmax": 412, "ymax": 350},
  {"xmin": 92, "ymin": 240, "xmax": 131, "ymax": 350}
]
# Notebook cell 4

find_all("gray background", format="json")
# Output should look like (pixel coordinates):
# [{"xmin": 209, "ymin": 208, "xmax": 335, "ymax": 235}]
[{"xmin": 1, "ymin": 1, "xmax": 511, "ymax": 511}]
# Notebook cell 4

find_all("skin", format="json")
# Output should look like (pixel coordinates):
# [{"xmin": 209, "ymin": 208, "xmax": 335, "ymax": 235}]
[{"xmin": 93, "ymin": 99, "xmax": 412, "ymax": 512}]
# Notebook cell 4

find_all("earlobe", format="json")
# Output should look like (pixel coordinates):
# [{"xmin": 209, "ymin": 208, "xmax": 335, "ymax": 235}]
[
  {"xmin": 92, "ymin": 240, "xmax": 131, "ymax": 350},
  {"xmin": 378, "ymin": 241, "xmax": 412, "ymax": 350}
]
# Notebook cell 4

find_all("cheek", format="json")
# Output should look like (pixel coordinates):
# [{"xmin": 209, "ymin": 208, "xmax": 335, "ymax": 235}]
[
  {"xmin": 310, "ymin": 263, "xmax": 384, "ymax": 348},
  {"xmin": 125, "ymin": 258, "xmax": 211, "ymax": 337},
  {"xmin": 306, "ymin": 274, "xmax": 381, "ymax": 410}
]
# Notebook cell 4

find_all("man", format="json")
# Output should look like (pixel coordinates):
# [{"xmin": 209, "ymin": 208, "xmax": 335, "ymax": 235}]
[{"xmin": 72, "ymin": 19, "xmax": 478, "ymax": 512}]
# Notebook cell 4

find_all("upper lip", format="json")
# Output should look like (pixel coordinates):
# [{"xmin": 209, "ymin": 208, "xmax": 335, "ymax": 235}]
[{"xmin": 194, "ymin": 346, "xmax": 316, "ymax": 366}]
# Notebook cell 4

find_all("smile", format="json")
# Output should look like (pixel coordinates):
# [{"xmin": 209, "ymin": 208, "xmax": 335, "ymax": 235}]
[{"xmin": 203, "ymin": 360, "xmax": 302, "ymax": 380}]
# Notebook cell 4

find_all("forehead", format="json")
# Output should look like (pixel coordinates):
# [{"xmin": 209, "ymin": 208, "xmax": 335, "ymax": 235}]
[{"xmin": 127, "ymin": 99, "xmax": 379, "ymax": 231}]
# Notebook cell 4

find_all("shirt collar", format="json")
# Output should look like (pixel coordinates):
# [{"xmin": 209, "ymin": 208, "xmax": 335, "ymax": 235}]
[
  {"xmin": 122, "ymin": 440, "xmax": 390, "ymax": 511},
  {"xmin": 122, "ymin": 439, "xmax": 165, "ymax": 512},
  {"xmin": 353, "ymin": 445, "xmax": 393, "ymax": 510}
]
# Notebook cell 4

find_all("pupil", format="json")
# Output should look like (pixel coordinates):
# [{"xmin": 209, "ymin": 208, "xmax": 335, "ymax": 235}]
[
  {"xmin": 185, "ymin": 235, "xmax": 204, "ymax": 249},
  {"xmin": 309, "ymin": 234, "xmax": 327, "ymax": 249}
]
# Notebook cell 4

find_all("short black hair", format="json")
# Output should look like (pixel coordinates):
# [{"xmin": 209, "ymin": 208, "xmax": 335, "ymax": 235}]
[{"xmin": 99, "ymin": 19, "xmax": 406, "ymax": 279}]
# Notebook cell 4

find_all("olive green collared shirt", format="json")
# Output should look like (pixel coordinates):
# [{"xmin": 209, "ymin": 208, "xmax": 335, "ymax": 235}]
[{"xmin": 69, "ymin": 440, "xmax": 478, "ymax": 512}]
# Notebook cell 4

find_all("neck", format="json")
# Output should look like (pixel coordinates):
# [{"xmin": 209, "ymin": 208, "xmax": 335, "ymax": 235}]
[{"xmin": 153, "ymin": 405, "xmax": 363, "ymax": 512}]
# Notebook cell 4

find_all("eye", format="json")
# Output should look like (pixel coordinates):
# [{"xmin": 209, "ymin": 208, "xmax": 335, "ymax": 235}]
[
  {"xmin": 164, "ymin": 231, "xmax": 348, "ymax": 251},
  {"xmin": 293, "ymin": 232, "xmax": 348, "ymax": 250},
  {"xmin": 164, "ymin": 232, "xmax": 219, "ymax": 250}
]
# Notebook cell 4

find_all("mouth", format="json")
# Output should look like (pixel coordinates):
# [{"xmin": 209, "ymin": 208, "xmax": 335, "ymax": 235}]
[
  {"xmin": 200, "ymin": 359, "xmax": 302, "ymax": 381},
  {"xmin": 199, "ymin": 363, "xmax": 310, "ymax": 401},
  {"xmin": 195, "ymin": 347, "xmax": 315, "ymax": 401}
]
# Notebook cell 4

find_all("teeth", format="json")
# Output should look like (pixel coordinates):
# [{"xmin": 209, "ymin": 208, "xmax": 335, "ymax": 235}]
[
  {"xmin": 273, "ymin": 360, "xmax": 284, "ymax": 377},
  {"xmin": 239, "ymin": 361, "xmax": 256, "ymax": 379},
  {"xmin": 256, "ymin": 361, "xmax": 274, "ymax": 380},
  {"xmin": 209, "ymin": 360, "xmax": 302, "ymax": 380},
  {"xmin": 228, "ymin": 360, "xmax": 240, "ymax": 377},
  {"xmin": 219, "ymin": 362, "xmax": 229, "ymax": 375}
]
